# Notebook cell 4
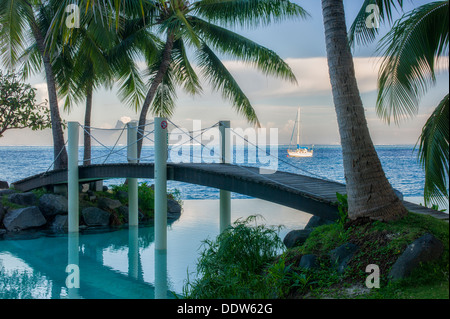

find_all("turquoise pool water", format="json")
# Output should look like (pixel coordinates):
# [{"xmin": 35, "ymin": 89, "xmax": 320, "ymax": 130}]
[{"xmin": 0, "ymin": 199, "xmax": 312, "ymax": 299}]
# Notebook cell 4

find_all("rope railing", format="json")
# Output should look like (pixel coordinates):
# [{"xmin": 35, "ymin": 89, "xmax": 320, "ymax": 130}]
[{"xmin": 44, "ymin": 119, "xmax": 331, "ymax": 189}]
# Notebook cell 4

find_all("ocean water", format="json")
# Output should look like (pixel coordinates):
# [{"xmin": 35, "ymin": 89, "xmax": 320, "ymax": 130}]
[
  {"xmin": 0, "ymin": 144, "xmax": 442, "ymax": 299},
  {"xmin": 0, "ymin": 144, "xmax": 428, "ymax": 200}
]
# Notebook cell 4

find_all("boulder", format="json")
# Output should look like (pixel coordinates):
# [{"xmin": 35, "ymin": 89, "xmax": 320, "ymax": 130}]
[
  {"xmin": 0, "ymin": 202, "xmax": 5, "ymax": 222},
  {"xmin": 3, "ymin": 206, "xmax": 47, "ymax": 231},
  {"xmin": 167, "ymin": 198, "xmax": 182, "ymax": 219},
  {"xmin": 299, "ymin": 254, "xmax": 319, "ymax": 270},
  {"xmin": 283, "ymin": 229, "xmax": 312, "ymax": 248},
  {"xmin": 0, "ymin": 180, "xmax": 9, "ymax": 189},
  {"xmin": 118, "ymin": 206, "xmax": 145, "ymax": 223},
  {"xmin": 8, "ymin": 192, "xmax": 37, "ymax": 206},
  {"xmin": 329, "ymin": 242, "xmax": 359, "ymax": 273},
  {"xmin": 51, "ymin": 215, "xmax": 68, "ymax": 230},
  {"xmin": 97, "ymin": 197, "xmax": 122, "ymax": 211},
  {"xmin": 39, "ymin": 194, "xmax": 68, "ymax": 217},
  {"xmin": 0, "ymin": 189, "xmax": 15, "ymax": 196},
  {"xmin": 389, "ymin": 233, "xmax": 444, "ymax": 281},
  {"xmin": 305, "ymin": 216, "xmax": 334, "ymax": 230},
  {"xmin": 82, "ymin": 207, "xmax": 111, "ymax": 226}
]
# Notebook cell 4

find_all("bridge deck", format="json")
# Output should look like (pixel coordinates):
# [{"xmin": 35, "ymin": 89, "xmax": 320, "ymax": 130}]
[{"xmin": 11, "ymin": 163, "xmax": 449, "ymax": 221}]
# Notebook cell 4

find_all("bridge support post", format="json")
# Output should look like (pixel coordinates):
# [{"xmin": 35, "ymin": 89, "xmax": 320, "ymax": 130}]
[
  {"xmin": 219, "ymin": 120, "xmax": 231, "ymax": 233},
  {"xmin": 154, "ymin": 117, "xmax": 168, "ymax": 250},
  {"xmin": 127, "ymin": 121, "xmax": 139, "ymax": 227},
  {"xmin": 68, "ymin": 122, "xmax": 79, "ymax": 233}
]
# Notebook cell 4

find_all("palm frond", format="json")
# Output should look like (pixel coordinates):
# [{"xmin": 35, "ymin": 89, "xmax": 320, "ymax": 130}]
[
  {"xmin": 376, "ymin": 1, "xmax": 449, "ymax": 124},
  {"xmin": 191, "ymin": 16, "xmax": 297, "ymax": 84},
  {"xmin": 171, "ymin": 38, "xmax": 202, "ymax": 95},
  {"xmin": 197, "ymin": 43, "xmax": 260, "ymax": 126},
  {"xmin": 416, "ymin": 93, "xmax": 449, "ymax": 207},
  {"xmin": 151, "ymin": 70, "xmax": 177, "ymax": 118},
  {"xmin": 0, "ymin": 0, "xmax": 34, "ymax": 68},
  {"xmin": 193, "ymin": 0, "xmax": 309, "ymax": 28},
  {"xmin": 348, "ymin": 0, "xmax": 404, "ymax": 48}
]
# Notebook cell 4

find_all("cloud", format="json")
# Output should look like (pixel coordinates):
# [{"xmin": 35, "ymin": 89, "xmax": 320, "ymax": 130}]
[{"xmin": 221, "ymin": 57, "xmax": 382, "ymax": 100}]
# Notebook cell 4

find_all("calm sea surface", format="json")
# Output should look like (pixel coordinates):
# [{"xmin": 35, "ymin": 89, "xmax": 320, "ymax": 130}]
[{"xmin": 0, "ymin": 145, "xmax": 441, "ymax": 299}]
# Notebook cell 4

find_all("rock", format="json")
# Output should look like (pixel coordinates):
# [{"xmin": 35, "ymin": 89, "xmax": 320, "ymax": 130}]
[
  {"xmin": 167, "ymin": 198, "xmax": 182, "ymax": 219},
  {"xmin": 39, "ymin": 194, "xmax": 68, "ymax": 217},
  {"xmin": 97, "ymin": 197, "xmax": 122, "ymax": 211},
  {"xmin": 3, "ymin": 206, "xmax": 47, "ymax": 231},
  {"xmin": 0, "ymin": 229, "xmax": 6, "ymax": 236},
  {"xmin": 283, "ymin": 229, "xmax": 312, "ymax": 248},
  {"xmin": 51, "ymin": 215, "xmax": 68, "ymax": 230},
  {"xmin": 299, "ymin": 254, "xmax": 319, "ymax": 270},
  {"xmin": 0, "ymin": 180, "xmax": 9, "ymax": 189},
  {"xmin": 0, "ymin": 202, "xmax": 5, "ymax": 222},
  {"xmin": 329, "ymin": 243, "xmax": 359, "ymax": 273},
  {"xmin": 389, "ymin": 233, "xmax": 444, "ymax": 281},
  {"xmin": 8, "ymin": 192, "xmax": 37, "ymax": 206},
  {"xmin": 82, "ymin": 207, "xmax": 111, "ymax": 226},
  {"xmin": 115, "ymin": 190, "xmax": 128, "ymax": 202},
  {"xmin": 305, "ymin": 216, "xmax": 334, "ymax": 230},
  {"xmin": 0, "ymin": 189, "xmax": 15, "ymax": 196}
]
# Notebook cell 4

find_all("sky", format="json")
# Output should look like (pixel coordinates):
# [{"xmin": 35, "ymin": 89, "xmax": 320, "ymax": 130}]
[{"xmin": 0, "ymin": 0, "xmax": 448, "ymax": 146}]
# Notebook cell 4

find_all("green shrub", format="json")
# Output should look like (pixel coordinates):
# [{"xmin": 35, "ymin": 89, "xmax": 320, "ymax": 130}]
[{"xmin": 183, "ymin": 215, "xmax": 285, "ymax": 299}]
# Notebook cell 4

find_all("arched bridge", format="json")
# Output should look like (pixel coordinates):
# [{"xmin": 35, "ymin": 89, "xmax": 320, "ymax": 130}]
[
  {"xmin": 11, "ymin": 162, "xmax": 447, "ymax": 222},
  {"xmin": 12, "ymin": 162, "xmax": 347, "ymax": 221}
]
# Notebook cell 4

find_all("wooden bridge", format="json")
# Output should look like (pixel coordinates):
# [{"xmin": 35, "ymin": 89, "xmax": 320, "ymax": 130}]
[{"xmin": 12, "ymin": 162, "xmax": 448, "ymax": 222}]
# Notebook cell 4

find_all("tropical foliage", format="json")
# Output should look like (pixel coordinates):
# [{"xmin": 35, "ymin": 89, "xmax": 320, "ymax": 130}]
[
  {"xmin": 0, "ymin": 70, "xmax": 51, "ymax": 137},
  {"xmin": 0, "ymin": 0, "xmax": 69, "ymax": 168},
  {"xmin": 351, "ymin": 0, "xmax": 449, "ymax": 207}
]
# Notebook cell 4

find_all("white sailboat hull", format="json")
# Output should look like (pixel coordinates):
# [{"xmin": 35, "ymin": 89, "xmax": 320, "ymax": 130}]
[{"xmin": 287, "ymin": 149, "xmax": 313, "ymax": 158}]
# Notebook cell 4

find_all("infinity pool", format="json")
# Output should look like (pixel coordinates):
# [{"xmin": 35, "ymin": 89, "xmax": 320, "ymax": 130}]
[{"xmin": 0, "ymin": 199, "xmax": 312, "ymax": 299}]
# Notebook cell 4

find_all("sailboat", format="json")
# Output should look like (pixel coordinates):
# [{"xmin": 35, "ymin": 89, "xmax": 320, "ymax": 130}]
[{"xmin": 287, "ymin": 108, "xmax": 314, "ymax": 158}]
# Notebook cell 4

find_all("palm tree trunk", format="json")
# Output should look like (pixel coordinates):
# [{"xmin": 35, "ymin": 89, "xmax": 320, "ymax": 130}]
[
  {"xmin": 321, "ymin": 0, "xmax": 407, "ymax": 221},
  {"xmin": 83, "ymin": 85, "xmax": 93, "ymax": 166},
  {"xmin": 29, "ymin": 14, "xmax": 68, "ymax": 170},
  {"xmin": 137, "ymin": 32, "xmax": 175, "ymax": 160}
]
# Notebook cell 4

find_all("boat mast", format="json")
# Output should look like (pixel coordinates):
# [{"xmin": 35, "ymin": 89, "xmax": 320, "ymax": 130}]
[{"xmin": 297, "ymin": 107, "xmax": 300, "ymax": 148}]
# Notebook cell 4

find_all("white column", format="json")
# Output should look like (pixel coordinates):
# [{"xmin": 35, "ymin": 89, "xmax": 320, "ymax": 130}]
[
  {"xmin": 68, "ymin": 122, "xmax": 79, "ymax": 233},
  {"xmin": 127, "ymin": 121, "xmax": 139, "ymax": 226},
  {"xmin": 219, "ymin": 121, "xmax": 231, "ymax": 233},
  {"xmin": 154, "ymin": 117, "xmax": 168, "ymax": 250}
]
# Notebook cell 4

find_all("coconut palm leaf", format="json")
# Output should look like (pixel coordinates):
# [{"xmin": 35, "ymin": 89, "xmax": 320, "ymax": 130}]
[
  {"xmin": 193, "ymin": 0, "xmax": 309, "ymax": 28},
  {"xmin": 190, "ymin": 16, "xmax": 297, "ymax": 84},
  {"xmin": 416, "ymin": 93, "xmax": 449, "ymax": 207},
  {"xmin": 376, "ymin": 1, "xmax": 449, "ymax": 124},
  {"xmin": 171, "ymin": 38, "xmax": 203, "ymax": 95},
  {"xmin": 348, "ymin": 0, "xmax": 404, "ymax": 48},
  {"xmin": 0, "ymin": 0, "xmax": 34, "ymax": 68},
  {"xmin": 196, "ymin": 43, "xmax": 259, "ymax": 126}
]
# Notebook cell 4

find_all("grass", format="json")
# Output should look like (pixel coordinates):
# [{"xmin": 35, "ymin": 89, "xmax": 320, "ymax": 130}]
[{"xmin": 183, "ymin": 211, "xmax": 449, "ymax": 299}]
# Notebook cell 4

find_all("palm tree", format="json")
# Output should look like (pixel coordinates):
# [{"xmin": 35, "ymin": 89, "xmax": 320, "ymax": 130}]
[
  {"xmin": 350, "ymin": 1, "xmax": 449, "ymax": 207},
  {"xmin": 321, "ymin": 0, "xmax": 408, "ymax": 221},
  {"xmin": 53, "ymin": 10, "xmax": 153, "ymax": 166},
  {"xmin": 0, "ymin": 0, "xmax": 68, "ymax": 169},
  {"xmin": 133, "ymin": 0, "xmax": 308, "ymax": 157},
  {"xmin": 376, "ymin": 1, "xmax": 449, "ymax": 207}
]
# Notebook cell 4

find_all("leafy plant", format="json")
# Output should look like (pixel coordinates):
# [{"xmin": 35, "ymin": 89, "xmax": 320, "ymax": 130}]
[
  {"xmin": 336, "ymin": 192, "xmax": 349, "ymax": 225},
  {"xmin": 0, "ymin": 71, "xmax": 52, "ymax": 138},
  {"xmin": 183, "ymin": 215, "xmax": 284, "ymax": 299}
]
